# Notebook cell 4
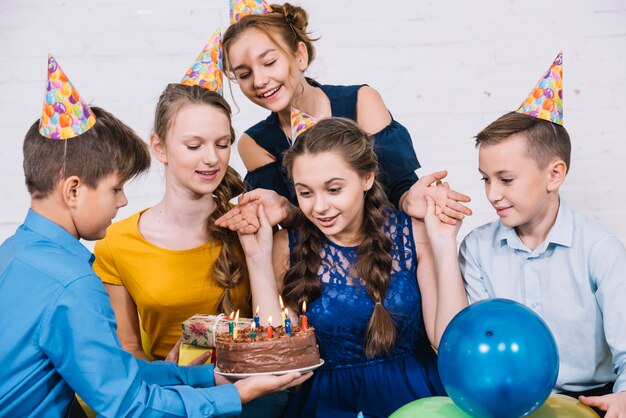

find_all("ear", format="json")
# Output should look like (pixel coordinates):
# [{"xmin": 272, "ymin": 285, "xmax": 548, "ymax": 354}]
[
  {"xmin": 151, "ymin": 133, "xmax": 167, "ymax": 164},
  {"xmin": 546, "ymin": 159, "xmax": 567, "ymax": 192},
  {"xmin": 61, "ymin": 176, "xmax": 82, "ymax": 209},
  {"xmin": 363, "ymin": 171, "xmax": 375, "ymax": 192},
  {"xmin": 295, "ymin": 41, "xmax": 309, "ymax": 72}
]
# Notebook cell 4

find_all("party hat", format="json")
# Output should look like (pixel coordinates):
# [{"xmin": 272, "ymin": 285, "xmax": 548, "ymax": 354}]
[
  {"xmin": 291, "ymin": 107, "xmax": 316, "ymax": 140},
  {"xmin": 230, "ymin": 0, "xmax": 273, "ymax": 24},
  {"xmin": 180, "ymin": 29, "xmax": 223, "ymax": 95},
  {"xmin": 516, "ymin": 51, "xmax": 563, "ymax": 125},
  {"xmin": 39, "ymin": 54, "xmax": 96, "ymax": 140}
]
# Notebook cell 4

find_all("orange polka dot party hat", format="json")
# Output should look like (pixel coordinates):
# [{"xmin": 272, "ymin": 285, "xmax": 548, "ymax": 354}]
[
  {"xmin": 39, "ymin": 54, "xmax": 96, "ymax": 140},
  {"xmin": 516, "ymin": 51, "xmax": 563, "ymax": 125}
]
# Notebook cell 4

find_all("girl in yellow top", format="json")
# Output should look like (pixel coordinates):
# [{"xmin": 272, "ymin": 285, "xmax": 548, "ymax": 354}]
[{"xmin": 94, "ymin": 84, "xmax": 252, "ymax": 360}]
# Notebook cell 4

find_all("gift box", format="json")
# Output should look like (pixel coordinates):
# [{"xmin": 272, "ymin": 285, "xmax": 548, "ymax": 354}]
[{"xmin": 181, "ymin": 314, "xmax": 251, "ymax": 348}]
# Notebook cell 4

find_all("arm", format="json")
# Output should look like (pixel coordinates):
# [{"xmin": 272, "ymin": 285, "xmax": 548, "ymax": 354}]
[
  {"xmin": 104, "ymin": 283, "xmax": 150, "ymax": 361},
  {"xmin": 579, "ymin": 236, "xmax": 626, "ymax": 416},
  {"xmin": 237, "ymin": 205, "xmax": 283, "ymax": 323},
  {"xmin": 237, "ymin": 133, "xmax": 275, "ymax": 171},
  {"xmin": 356, "ymin": 86, "xmax": 419, "ymax": 208},
  {"xmin": 421, "ymin": 195, "xmax": 468, "ymax": 347},
  {"xmin": 39, "ymin": 275, "xmax": 242, "ymax": 417}
]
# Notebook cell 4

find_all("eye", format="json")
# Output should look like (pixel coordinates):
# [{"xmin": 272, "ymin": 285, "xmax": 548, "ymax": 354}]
[
  {"xmin": 298, "ymin": 190, "xmax": 312, "ymax": 198},
  {"xmin": 328, "ymin": 187, "xmax": 342, "ymax": 194},
  {"xmin": 186, "ymin": 145, "xmax": 200, "ymax": 151},
  {"xmin": 236, "ymin": 72, "xmax": 250, "ymax": 80},
  {"xmin": 216, "ymin": 142, "xmax": 230, "ymax": 150},
  {"xmin": 500, "ymin": 178, "xmax": 513, "ymax": 184},
  {"xmin": 480, "ymin": 176, "xmax": 490, "ymax": 184},
  {"xmin": 264, "ymin": 59, "xmax": 276, "ymax": 67},
  {"xmin": 113, "ymin": 188, "xmax": 123, "ymax": 194}
]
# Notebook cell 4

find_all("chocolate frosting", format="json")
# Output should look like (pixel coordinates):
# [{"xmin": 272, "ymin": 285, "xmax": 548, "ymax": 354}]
[{"xmin": 216, "ymin": 326, "xmax": 320, "ymax": 373}]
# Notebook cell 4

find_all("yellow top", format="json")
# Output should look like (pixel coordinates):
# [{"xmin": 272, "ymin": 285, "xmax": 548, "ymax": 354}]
[{"xmin": 93, "ymin": 209, "xmax": 251, "ymax": 359}]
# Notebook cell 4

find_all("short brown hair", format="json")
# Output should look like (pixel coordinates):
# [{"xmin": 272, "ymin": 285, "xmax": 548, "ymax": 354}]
[
  {"xmin": 23, "ymin": 106, "xmax": 150, "ymax": 199},
  {"xmin": 475, "ymin": 112, "xmax": 571, "ymax": 172}
]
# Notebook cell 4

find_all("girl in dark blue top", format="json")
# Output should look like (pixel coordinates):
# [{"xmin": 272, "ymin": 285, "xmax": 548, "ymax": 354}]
[
  {"xmin": 220, "ymin": 2, "xmax": 471, "ymax": 229},
  {"xmin": 237, "ymin": 118, "xmax": 468, "ymax": 417},
  {"xmin": 223, "ymin": 2, "xmax": 418, "ymax": 208}
]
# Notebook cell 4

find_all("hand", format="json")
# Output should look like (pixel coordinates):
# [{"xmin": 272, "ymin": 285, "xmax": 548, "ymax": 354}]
[
  {"xmin": 580, "ymin": 391, "xmax": 626, "ymax": 417},
  {"xmin": 164, "ymin": 337, "xmax": 211, "ymax": 365},
  {"xmin": 233, "ymin": 372, "xmax": 312, "ymax": 404},
  {"xmin": 403, "ymin": 170, "xmax": 472, "ymax": 224},
  {"xmin": 424, "ymin": 195, "xmax": 462, "ymax": 248},
  {"xmin": 215, "ymin": 189, "xmax": 296, "ymax": 234},
  {"xmin": 237, "ymin": 205, "xmax": 274, "ymax": 263}
]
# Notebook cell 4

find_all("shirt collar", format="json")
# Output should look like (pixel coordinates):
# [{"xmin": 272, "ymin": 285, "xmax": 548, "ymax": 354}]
[
  {"xmin": 22, "ymin": 209, "xmax": 95, "ymax": 265},
  {"xmin": 495, "ymin": 199, "xmax": 574, "ymax": 252}
]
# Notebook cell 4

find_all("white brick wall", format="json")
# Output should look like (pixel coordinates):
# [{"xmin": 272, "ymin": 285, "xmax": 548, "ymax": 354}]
[{"xmin": 1, "ymin": 0, "xmax": 625, "ymax": 248}]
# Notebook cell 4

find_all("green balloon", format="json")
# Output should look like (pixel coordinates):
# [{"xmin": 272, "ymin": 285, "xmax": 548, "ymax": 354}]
[{"xmin": 390, "ymin": 397, "xmax": 474, "ymax": 418}]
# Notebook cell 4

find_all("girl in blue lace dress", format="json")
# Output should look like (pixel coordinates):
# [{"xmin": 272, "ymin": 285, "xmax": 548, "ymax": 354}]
[{"xmin": 238, "ymin": 117, "xmax": 468, "ymax": 418}]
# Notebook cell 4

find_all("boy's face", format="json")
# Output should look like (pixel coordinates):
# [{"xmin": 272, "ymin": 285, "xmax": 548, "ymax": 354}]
[
  {"xmin": 71, "ymin": 172, "xmax": 127, "ymax": 240},
  {"xmin": 478, "ymin": 134, "xmax": 555, "ymax": 233}
]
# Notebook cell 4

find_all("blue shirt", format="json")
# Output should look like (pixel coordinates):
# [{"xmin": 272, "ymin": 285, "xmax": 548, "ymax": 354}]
[
  {"xmin": 0, "ymin": 210, "xmax": 241, "ymax": 417},
  {"xmin": 459, "ymin": 200, "xmax": 626, "ymax": 393}
]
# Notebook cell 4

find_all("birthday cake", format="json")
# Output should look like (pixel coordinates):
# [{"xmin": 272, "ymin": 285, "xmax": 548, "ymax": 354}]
[{"xmin": 215, "ymin": 324, "xmax": 320, "ymax": 374}]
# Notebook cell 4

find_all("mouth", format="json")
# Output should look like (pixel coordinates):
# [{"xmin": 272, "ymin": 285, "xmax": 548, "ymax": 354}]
[
  {"xmin": 258, "ymin": 85, "xmax": 281, "ymax": 99},
  {"xmin": 196, "ymin": 169, "xmax": 219, "ymax": 178},
  {"xmin": 316, "ymin": 214, "xmax": 338, "ymax": 227},
  {"xmin": 494, "ymin": 206, "xmax": 512, "ymax": 215}
]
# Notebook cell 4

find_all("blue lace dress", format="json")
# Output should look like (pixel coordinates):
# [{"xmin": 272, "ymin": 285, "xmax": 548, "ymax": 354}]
[{"xmin": 283, "ymin": 211, "xmax": 445, "ymax": 418}]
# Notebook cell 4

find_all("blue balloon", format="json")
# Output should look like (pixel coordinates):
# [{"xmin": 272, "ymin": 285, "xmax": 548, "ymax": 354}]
[{"xmin": 438, "ymin": 299, "xmax": 559, "ymax": 418}]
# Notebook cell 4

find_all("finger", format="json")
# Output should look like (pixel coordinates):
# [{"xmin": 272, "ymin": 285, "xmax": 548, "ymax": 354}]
[
  {"xmin": 579, "ymin": 395, "xmax": 608, "ymax": 410},
  {"xmin": 276, "ymin": 372, "xmax": 313, "ymax": 391},
  {"xmin": 446, "ymin": 189, "xmax": 472, "ymax": 203},
  {"xmin": 445, "ymin": 200, "xmax": 473, "ymax": 216},
  {"xmin": 165, "ymin": 338, "xmax": 183, "ymax": 363},
  {"xmin": 258, "ymin": 205, "xmax": 271, "ymax": 229},
  {"xmin": 238, "ymin": 190, "xmax": 260, "ymax": 205},
  {"xmin": 424, "ymin": 194, "xmax": 435, "ymax": 216},
  {"xmin": 215, "ymin": 208, "xmax": 242, "ymax": 226},
  {"xmin": 188, "ymin": 350, "xmax": 212, "ymax": 366},
  {"xmin": 420, "ymin": 170, "xmax": 448, "ymax": 185},
  {"xmin": 438, "ymin": 212, "xmax": 458, "ymax": 225}
]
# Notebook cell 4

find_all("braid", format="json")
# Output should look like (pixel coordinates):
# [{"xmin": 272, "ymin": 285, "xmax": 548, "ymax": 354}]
[
  {"xmin": 207, "ymin": 166, "xmax": 247, "ymax": 314},
  {"xmin": 282, "ymin": 117, "xmax": 397, "ymax": 357},
  {"xmin": 282, "ymin": 211, "xmax": 323, "ymax": 310},
  {"xmin": 356, "ymin": 182, "xmax": 395, "ymax": 357}
]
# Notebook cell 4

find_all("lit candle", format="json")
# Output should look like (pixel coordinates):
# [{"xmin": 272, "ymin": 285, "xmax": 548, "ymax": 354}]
[
  {"xmin": 279, "ymin": 296, "xmax": 286, "ymax": 326},
  {"xmin": 301, "ymin": 300, "xmax": 309, "ymax": 330},
  {"xmin": 253, "ymin": 305, "xmax": 260, "ymax": 328},
  {"xmin": 285, "ymin": 309, "xmax": 292, "ymax": 336},
  {"xmin": 266, "ymin": 316, "xmax": 273, "ymax": 339},
  {"xmin": 233, "ymin": 310, "xmax": 240, "ymax": 340},
  {"xmin": 228, "ymin": 311, "xmax": 234, "ymax": 335},
  {"xmin": 250, "ymin": 320, "xmax": 257, "ymax": 341}
]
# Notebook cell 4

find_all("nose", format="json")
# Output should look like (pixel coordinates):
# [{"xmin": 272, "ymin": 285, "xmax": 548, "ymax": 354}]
[
  {"xmin": 486, "ymin": 182, "xmax": 502, "ymax": 204},
  {"xmin": 313, "ymin": 194, "xmax": 329, "ymax": 214},
  {"xmin": 253, "ymin": 68, "xmax": 269, "ymax": 89},
  {"xmin": 117, "ymin": 189, "xmax": 128, "ymax": 209},
  {"xmin": 203, "ymin": 145, "xmax": 219, "ymax": 166}
]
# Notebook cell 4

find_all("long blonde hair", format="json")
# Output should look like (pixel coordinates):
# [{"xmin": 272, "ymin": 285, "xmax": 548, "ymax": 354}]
[{"xmin": 153, "ymin": 83, "xmax": 247, "ymax": 314}]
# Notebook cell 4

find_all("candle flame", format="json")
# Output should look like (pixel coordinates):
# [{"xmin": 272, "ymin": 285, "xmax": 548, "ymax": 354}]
[
  {"xmin": 229, "ymin": 311, "xmax": 234, "ymax": 319},
  {"xmin": 284, "ymin": 307, "xmax": 288, "ymax": 316},
  {"xmin": 255, "ymin": 305, "xmax": 260, "ymax": 314},
  {"xmin": 235, "ymin": 309, "xmax": 240, "ymax": 322},
  {"xmin": 268, "ymin": 316, "xmax": 273, "ymax": 326},
  {"xmin": 302, "ymin": 300, "xmax": 307, "ymax": 313},
  {"xmin": 279, "ymin": 295, "xmax": 284, "ymax": 309}
]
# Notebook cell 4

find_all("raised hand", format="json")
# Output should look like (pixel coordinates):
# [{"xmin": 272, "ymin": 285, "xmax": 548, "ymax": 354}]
[
  {"xmin": 215, "ymin": 189, "xmax": 297, "ymax": 234},
  {"xmin": 402, "ymin": 170, "xmax": 472, "ymax": 224}
]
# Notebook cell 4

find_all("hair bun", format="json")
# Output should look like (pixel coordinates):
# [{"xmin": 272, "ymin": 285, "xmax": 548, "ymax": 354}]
[{"xmin": 273, "ymin": 2, "xmax": 309, "ymax": 32}]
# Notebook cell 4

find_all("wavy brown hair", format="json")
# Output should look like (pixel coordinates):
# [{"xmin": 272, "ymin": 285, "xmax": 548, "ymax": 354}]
[
  {"xmin": 153, "ymin": 83, "xmax": 247, "ymax": 314},
  {"xmin": 282, "ymin": 118, "xmax": 396, "ymax": 357},
  {"xmin": 222, "ymin": 2, "xmax": 318, "ymax": 79}
]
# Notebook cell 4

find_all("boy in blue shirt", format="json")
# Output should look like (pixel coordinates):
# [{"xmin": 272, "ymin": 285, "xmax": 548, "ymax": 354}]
[
  {"xmin": 0, "ymin": 55, "xmax": 308, "ymax": 417},
  {"xmin": 460, "ymin": 52, "xmax": 626, "ymax": 417}
]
